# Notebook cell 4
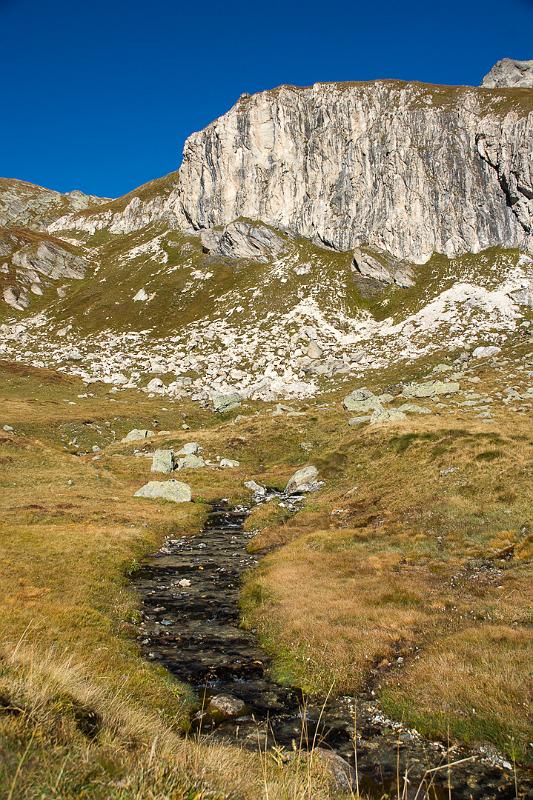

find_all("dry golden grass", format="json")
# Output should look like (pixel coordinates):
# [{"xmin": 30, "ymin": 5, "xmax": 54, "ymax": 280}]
[
  {"xmin": 0, "ymin": 361, "xmax": 360, "ymax": 799},
  {"xmin": 1, "ymin": 342, "xmax": 532, "ymax": 794},
  {"xmin": 239, "ymin": 377, "xmax": 533, "ymax": 760}
]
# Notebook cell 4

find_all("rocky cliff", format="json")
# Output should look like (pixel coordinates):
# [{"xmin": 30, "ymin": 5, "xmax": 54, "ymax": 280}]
[{"xmin": 175, "ymin": 81, "xmax": 532, "ymax": 263}]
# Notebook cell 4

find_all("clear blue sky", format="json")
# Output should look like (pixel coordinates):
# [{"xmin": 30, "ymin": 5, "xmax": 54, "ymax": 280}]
[{"xmin": 1, "ymin": 0, "xmax": 532, "ymax": 198}]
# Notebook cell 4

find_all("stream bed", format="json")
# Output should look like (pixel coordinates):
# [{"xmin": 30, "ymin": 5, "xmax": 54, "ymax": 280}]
[{"xmin": 134, "ymin": 498, "xmax": 531, "ymax": 799}]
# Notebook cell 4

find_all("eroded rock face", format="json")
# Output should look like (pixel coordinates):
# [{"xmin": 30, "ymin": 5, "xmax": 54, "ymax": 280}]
[
  {"xmin": 175, "ymin": 81, "xmax": 533, "ymax": 262},
  {"xmin": 482, "ymin": 59, "xmax": 533, "ymax": 89}
]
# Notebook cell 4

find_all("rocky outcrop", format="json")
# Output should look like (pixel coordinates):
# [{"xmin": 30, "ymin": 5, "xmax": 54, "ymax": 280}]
[
  {"xmin": 48, "ymin": 172, "xmax": 180, "ymax": 237},
  {"xmin": 0, "ymin": 230, "xmax": 89, "ymax": 311},
  {"xmin": 0, "ymin": 178, "xmax": 106, "ymax": 231},
  {"xmin": 200, "ymin": 220, "xmax": 287, "ymax": 261},
  {"xmin": 352, "ymin": 247, "xmax": 415, "ymax": 288},
  {"xmin": 175, "ymin": 81, "xmax": 533, "ymax": 262},
  {"xmin": 482, "ymin": 59, "xmax": 533, "ymax": 89}
]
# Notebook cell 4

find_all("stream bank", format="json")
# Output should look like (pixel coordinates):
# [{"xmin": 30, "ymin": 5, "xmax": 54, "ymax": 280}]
[{"xmin": 134, "ymin": 498, "xmax": 531, "ymax": 799}]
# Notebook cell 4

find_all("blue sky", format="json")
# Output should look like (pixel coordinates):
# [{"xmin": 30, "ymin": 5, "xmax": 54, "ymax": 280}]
[{"xmin": 1, "ymin": 0, "xmax": 532, "ymax": 198}]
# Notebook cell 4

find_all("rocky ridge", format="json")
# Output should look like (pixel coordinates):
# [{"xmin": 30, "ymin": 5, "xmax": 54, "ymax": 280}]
[
  {"xmin": 482, "ymin": 58, "xmax": 533, "ymax": 89},
  {"xmin": 1, "ymin": 62, "xmax": 532, "ymax": 402}
]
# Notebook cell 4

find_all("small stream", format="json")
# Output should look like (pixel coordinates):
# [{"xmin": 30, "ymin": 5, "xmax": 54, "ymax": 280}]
[{"xmin": 134, "ymin": 497, "xmax": 531, "ymax": 799}]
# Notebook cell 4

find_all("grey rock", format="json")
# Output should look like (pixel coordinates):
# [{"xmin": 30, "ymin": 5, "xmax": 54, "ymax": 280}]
[
  {"xmin": 348, "ymin": 415, "xmax": 372, "ymax": 426},
  {"xmin": 200, "ymin": 220, "xmax": 286, "ymax": 262},
  {"xmin": 134, "ymin": 480, "xmax": 192, "ymax": 503},
  {"xmin": 402, "ymin": 380, "xmax": 460, "ymax": 399},
  {"xmin": 212, "ymin": 392, "xmax": 242, "ymax": 413},
  {"xmin": 481, "ymin": 59, "xmax": 533, "ymax": 89},
  {"xmin": 151, "ymin": 449, "xmax": 174, "ymax": 474},
  {"xmin": 285, "ymin": 465, "xmax": 319, "ymax": 495},
  {"xmin": 123, "ymin": 429, "xmax": 156, "ymax": 442},
  {"xmin": 432, "ymin": 363, "xmax": 452, "ymax": 374}
]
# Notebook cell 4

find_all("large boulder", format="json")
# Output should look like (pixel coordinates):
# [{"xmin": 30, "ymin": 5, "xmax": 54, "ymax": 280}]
[
  {"xmin": 151, "ymin": 449, "xmax": 174, "ymax": 473},
  {"xmin": 481, "ymin": 59, "xmax": 533, "ymax": 89},
  {"xmin": 285, "ymin": 465, "xmax": 319, "ymax": 495},
  {"xmin": 134, "ymin": 480, "xmax": 192, "ymax": 503}
]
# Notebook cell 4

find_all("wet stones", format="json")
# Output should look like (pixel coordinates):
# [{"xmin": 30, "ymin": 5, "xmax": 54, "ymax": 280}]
[{"xmin": 206, "ymin": 693, "xmax": 247, "ymax": 720}]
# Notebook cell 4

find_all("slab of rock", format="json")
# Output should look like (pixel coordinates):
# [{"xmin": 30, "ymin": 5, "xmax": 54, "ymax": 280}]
[
  {"xmin": 212, "ymin": 392, "xmax": 242, "ymax": 413},
  {"xmin": 151, "ymin": 449, "xmax": 174, "ymax": 473},
  {"xmin": 285, "ymin": 465, "xmax": 319, "ymax": 495},
  {"xmin": 134, "ymin": 480, "xmax": 191, "ymax": 503},
  {"xmin": 481, "ymin": 58, "xmax": 533, "ymax": 89},
  {"xmin": 402, "ymin": 380, "xmax": 460, "ymax": 399},
  {"xmin": 177, "ymin": 454, "xmax": 206, "ymax": 470},
  {"xmin": 123, "ymin": 429, "xmax": 156, "ymax": 442},
  {"xmin": 206, "ymin": 694, "xmax": 247, "ymax": 720},
  {"xmin": 398, "ymin": 403, "xmax": 432, "ymax": 414}
]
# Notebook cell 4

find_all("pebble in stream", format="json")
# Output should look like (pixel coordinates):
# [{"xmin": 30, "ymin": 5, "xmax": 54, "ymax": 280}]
[{"xmin": 134, "ymin": 499, "xmax": 532, "ymax": 799}]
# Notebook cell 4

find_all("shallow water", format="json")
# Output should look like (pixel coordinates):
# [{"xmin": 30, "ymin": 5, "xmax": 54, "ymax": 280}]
[{"xmin": 134, "ymin": 499, "xmax": 531, "ymax": 799}]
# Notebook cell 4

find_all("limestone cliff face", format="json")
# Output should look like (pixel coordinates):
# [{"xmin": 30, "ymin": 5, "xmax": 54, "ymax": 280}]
[{"xmin": 175, "ymin": 81, "xmax": 533, "ymax": 263}]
